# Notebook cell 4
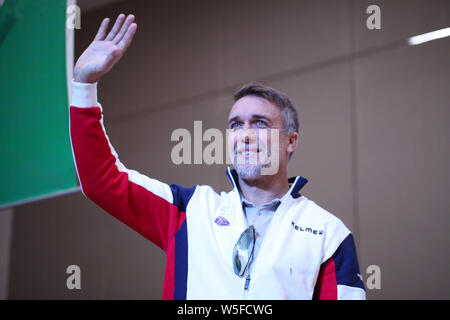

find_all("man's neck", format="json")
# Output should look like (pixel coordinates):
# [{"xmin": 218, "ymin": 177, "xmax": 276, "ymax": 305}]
[{"xmin": 237, "ymin": 171, "xmax": 290, "ymax": 208}]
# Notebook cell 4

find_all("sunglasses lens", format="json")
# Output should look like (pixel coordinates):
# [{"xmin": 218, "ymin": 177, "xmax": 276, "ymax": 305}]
[{"xmin": 233, "ymin": 226, "xmax": 255, "ymax": 276}]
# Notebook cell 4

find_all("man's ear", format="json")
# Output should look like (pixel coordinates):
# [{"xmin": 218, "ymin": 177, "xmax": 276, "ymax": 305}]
[{"xmin": 287, "ymin": 132, "xmax": 299, "ymax": 155}]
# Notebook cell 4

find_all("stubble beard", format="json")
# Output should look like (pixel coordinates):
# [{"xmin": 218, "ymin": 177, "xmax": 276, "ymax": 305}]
[
  {"xmin": 234, "ymin": 162, "xmax": 265, "ymax": 180},
  {"xmin": 233, "ymin": 150, "xmax": 269, "ymax": 180}
]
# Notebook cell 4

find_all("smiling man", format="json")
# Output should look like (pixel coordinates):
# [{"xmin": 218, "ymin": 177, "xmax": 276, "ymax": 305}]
[
  {"xmin": 228, "ymin": 85, "xmax": 298, "ymax": 207},
  {"xmin": 69, "ymin": 14, "xmax": 366, "ymax": 300}
]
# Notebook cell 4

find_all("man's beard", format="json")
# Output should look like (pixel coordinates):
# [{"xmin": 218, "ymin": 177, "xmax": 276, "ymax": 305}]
[
  {"xmin": 234, "ymin": 162, "xmax": 265, "ymax": 180},
  {"xmin": 233, "ymin": 149, "xmax": 268, "ymax": 179}
]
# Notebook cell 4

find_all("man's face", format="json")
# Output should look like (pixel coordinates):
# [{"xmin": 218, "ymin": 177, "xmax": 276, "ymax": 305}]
[{"xmin": 227, "ymin": 95, "xmax": 295, "ymax": 180}]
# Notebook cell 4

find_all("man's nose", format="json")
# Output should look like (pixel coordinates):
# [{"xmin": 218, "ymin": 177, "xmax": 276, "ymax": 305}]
[{"xmin": 238, "ymin": 126, "xmax": 257, "ymax": 144}]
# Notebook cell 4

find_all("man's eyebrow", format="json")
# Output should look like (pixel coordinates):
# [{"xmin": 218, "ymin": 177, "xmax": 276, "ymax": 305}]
[
  {"xmin": 251, "ymin": 114, "xmax": 271, "ymax": 122},
  {"xmin": 228, "ymin": 116, "xmax": 240, "ymax": 124}
]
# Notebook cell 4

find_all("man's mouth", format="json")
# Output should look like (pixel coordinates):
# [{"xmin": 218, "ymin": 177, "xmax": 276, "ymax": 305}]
[
  {"xmin": 234, "ymin": 146, "xmax": 264, "ymax": 166},
  {"xmin": 236, "ymin": 148, "xmax": 260, "ymax": 156},
  {"xmin": 241, "ymin": 151, "xmax": 258, "ymax": 159}
]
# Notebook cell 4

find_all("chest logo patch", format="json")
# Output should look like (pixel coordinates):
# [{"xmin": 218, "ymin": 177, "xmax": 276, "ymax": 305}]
[{"xmin": 215, "ymin": 216, "xmax": 230, "ymax": 226}]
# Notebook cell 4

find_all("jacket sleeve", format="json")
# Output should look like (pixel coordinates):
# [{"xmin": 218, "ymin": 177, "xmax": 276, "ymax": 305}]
[
  {"xmin": 69, "ymin": 80, "xmax": 195, "ymax": 251},
  {"xmin": 313, "ymin": 233, "xmax": 366, "ymax": 300}
]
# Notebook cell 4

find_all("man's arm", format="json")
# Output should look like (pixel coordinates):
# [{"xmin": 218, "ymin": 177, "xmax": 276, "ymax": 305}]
[
  {"xmin": 70, "ymin": 15, "xmax": 195, "ymax": 250},
  {"xmin": 313, "ymin": 233, "xmax": 366, "ymax": 300}
]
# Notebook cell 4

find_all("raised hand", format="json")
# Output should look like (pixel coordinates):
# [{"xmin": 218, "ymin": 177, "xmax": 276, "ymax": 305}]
[{"xmin": 73, "ymin": 14, "xmax": 137, "ymax": 83}]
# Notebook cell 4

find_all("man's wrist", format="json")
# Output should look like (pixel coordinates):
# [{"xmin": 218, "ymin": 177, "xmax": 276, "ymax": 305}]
[{"xmin": 71, "ymin": 79, "xmax": 99, "ymax": 108}]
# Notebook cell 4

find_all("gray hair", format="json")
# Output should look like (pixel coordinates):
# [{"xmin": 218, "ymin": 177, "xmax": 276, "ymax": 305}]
[{"xmin": 233, "ymin": 82, "xmax": 299, "ymax": 135}]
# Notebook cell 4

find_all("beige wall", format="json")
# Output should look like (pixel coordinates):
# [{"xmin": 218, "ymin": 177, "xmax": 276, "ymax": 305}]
[{"xmin": 6, "ymin": 0, "xmax": 450, "ymax": 299}]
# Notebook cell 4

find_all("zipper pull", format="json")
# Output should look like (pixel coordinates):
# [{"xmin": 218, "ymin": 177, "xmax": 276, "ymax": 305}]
[{"xmin": 244, "ymin": 274, "xmax": 251, "ymax": 290}]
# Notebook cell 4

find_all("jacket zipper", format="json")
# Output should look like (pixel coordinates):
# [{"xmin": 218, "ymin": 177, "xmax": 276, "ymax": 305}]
[
  {"xmin": 244, "ymin": 274, "xmax": 251, "ymax": 290},
  {"xmin": 242, "ymin": 206, "xmax": 252, "ymax": 299},
  {"xmin": 242, "ymin": 274, "xmax": 251, "ymax": 299},
  {"xmin": 240, "ymin": 196, "xmax": 290, "ymax": 299}
]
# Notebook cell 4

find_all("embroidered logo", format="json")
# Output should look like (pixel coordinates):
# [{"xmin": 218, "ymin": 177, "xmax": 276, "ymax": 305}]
[
  {"xmin": 215, "ymin": 216, "xmax": 230, "ymax": 226},
  {"xmin": 214, "ymin": 202, "xmax": 234, "ymax": 226},
  {"xmin": 291, "ymin": 221, "xmax": 324, "ymax": 236}
]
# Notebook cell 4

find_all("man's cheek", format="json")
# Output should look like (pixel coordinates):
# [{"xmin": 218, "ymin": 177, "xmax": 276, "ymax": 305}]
[
  {"xmin": 260, "ymin": 130, "xmax": 280, "ymax": 176},
  {"xmin": 225, "ymin": 129, "xmax": 236, "ymax": 165},
  {"xmin": 257, "ymin": 130, "xmax": 270, "ymax": 164}
]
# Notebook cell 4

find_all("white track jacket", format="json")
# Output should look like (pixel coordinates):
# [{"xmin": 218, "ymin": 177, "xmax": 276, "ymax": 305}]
[{"xmin": 69, "ymin": 80, "xmax": 366, "ymax": 300}]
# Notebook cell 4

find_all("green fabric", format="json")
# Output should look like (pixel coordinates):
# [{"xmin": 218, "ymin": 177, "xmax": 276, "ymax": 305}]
[{"xmin": 0, "ymin": 0, "xmax": 77, "ymax": 207}]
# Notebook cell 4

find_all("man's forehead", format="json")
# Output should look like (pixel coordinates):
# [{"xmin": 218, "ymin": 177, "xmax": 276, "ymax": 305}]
[{"xmin": 229, "ymin": 95, "xmax": 281, "ymax": 120}]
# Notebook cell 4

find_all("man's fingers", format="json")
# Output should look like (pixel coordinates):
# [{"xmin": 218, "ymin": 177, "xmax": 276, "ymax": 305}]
[
  {"xmin": 113, "ymin": 14, "xmax": 135, "ymax": 44},
  {"xmin": 105, "ymin": 14, "xmax": 126, "ymax": 41},
  {"xmin": 94, "ymin": 18, "xmax": 110, "ymax": 41},
  {"xmin": 118, "ymin": 23, "xmax": 137, "ymax": 50}
]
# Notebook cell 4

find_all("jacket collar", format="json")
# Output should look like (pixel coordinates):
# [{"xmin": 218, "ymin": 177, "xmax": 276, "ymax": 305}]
[{"xmin": 226, "ymin": 167, "xmax": 308, "ymax": 199}]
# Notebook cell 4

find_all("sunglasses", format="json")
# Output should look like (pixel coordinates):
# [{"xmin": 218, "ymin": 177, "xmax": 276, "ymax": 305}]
[{"xmin": 232, "ymin": 225, "xmax": 256, "ymax": 277}]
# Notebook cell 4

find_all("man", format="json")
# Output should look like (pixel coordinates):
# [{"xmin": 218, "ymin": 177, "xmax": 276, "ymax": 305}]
[{"xmin": 70, "ymin": 14, "xmax": 366, "ymax": 300}]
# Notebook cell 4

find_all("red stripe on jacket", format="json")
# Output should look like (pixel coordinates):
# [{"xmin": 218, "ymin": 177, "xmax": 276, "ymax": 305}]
[{"xmin": 313, "ymin": 258, "xmax": 338, "ymax": 300}]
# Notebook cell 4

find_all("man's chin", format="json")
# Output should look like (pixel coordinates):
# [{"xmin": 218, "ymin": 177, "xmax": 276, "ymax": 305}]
[{"xmin": 233, "ymin": 164, "xmax": 264, "ymax": 180}]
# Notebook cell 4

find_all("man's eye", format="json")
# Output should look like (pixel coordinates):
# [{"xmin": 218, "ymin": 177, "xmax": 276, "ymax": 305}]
[
  {"xmin": 230, "ymin": 122, "xmax": 241, "ymax": 129},
  {"xmin": 256, "ymin": 120, "xmax": 267, "ymax": 127}
]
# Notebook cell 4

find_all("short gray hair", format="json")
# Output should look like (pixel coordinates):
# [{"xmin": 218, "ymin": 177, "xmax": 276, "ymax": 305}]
[{"xmin": 233, "ymin": 82, "xmax": 299, "ymax": 135}]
